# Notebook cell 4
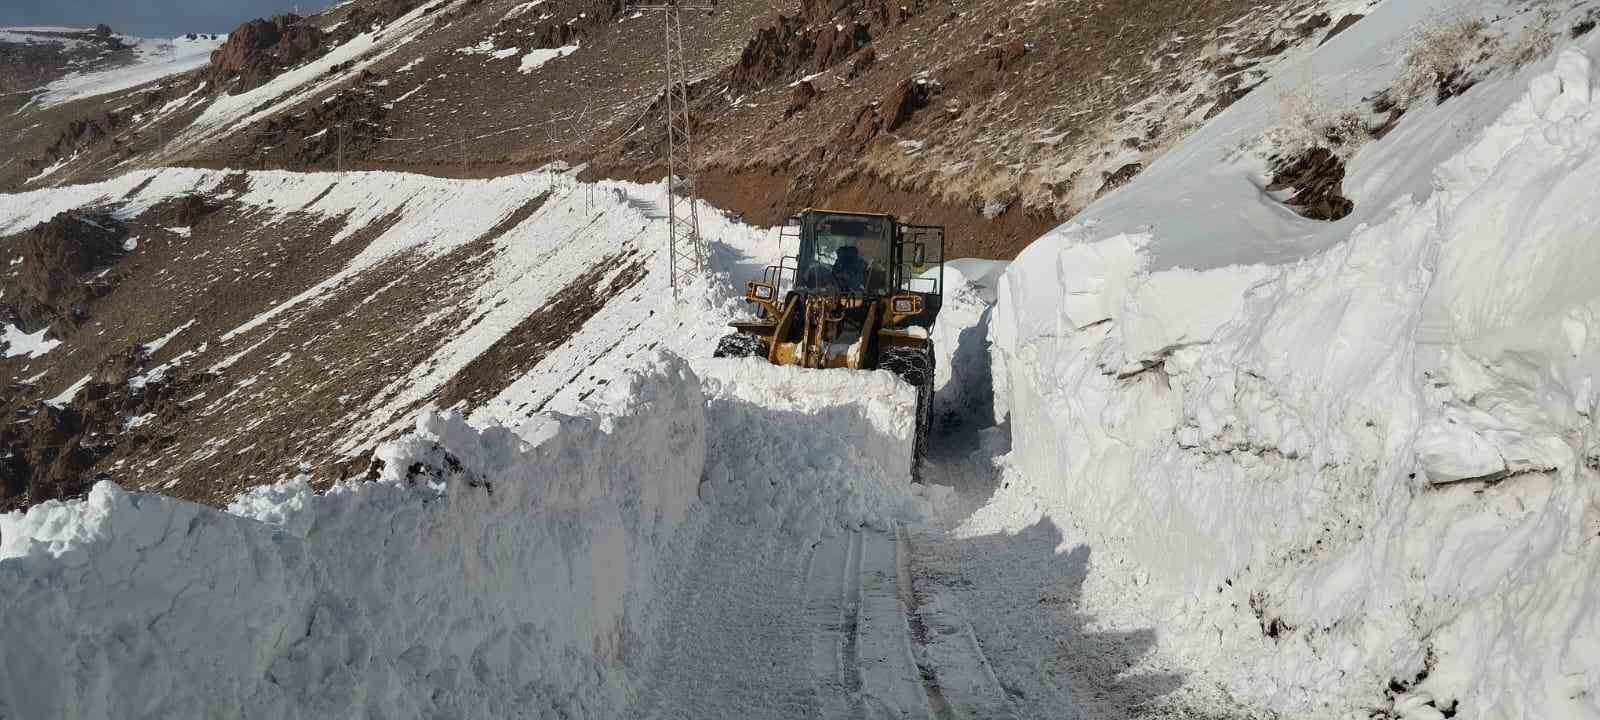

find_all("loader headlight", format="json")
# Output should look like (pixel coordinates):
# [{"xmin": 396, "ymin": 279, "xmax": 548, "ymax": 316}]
[{"xmin": 748, "ymin": 283, "xmax": 775, "ymax": 300}]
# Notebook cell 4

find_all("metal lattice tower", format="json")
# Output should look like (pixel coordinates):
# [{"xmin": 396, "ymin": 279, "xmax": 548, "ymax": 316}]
[{"xmin": 635, "ymin": 1, "xmax": 714, "ymax": 298}]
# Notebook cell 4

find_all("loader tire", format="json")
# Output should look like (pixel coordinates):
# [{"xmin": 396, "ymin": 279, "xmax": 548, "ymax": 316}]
[
  {"xmin": 713, "ymin": 333, "xmax": 770, "ymax": 359},
  {"xmin": 880, "ymin": 344, "xmax": 935, "ymax": 482}
]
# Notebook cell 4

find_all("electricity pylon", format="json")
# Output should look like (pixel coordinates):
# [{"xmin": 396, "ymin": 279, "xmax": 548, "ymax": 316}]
[{"xmin": 632, "ymin": 0, "xmax": 715, "ymax": 298}]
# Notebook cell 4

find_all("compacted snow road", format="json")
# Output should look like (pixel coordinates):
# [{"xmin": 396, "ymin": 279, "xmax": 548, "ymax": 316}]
[{"xmin": 628, "ymin": 517, "xmax": 1018, "ymax": 720}]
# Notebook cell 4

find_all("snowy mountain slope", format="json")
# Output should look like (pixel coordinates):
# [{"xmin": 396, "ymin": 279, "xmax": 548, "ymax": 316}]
[
  {"xmin": 988, "ymin": 0, "xmax": 1600, "ymax": 716},
  {"xmin": 171, "ymin": 1, "xmax": 452, "ymax": 154},
  {"xmin": 0, "ymin": 164, "xmax": 783, "ymax": 508},
  {"xmin": 0, "ymin": 151, "xmax": 991, "ymax": 512},
  {"xmin": 25, "ymin": 33, "xmax": 226, "ymax": 110}
]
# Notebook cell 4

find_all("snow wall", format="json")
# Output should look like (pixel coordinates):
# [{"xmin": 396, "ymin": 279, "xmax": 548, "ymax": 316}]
[
  {"xmin": 0, "ymin": 354, "xmax": 920, "ymax": 719},
  {"xmin": 991, "ymin": 19, "xmax": 1600, "ymax": 718}
]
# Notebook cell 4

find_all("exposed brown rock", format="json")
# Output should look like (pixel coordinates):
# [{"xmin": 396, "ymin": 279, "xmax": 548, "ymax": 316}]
[
  {"xmin": 879, "ymin": 78, "xmax": 931, "ymax": 133},
  {"xmin": 1268, "ymin": 147, "xmax": 1353, "ymax": 221},
  {"xmin": 28, "ymin": 112, "xmax": 122, "ymax": 175},
  {"xmin": 0, "ymin": 364, "xmax": 211, "ymax": 511},
  {"xmin": 4, "ymin": 211, "xmax": 129, "ymax": 333},
  {"xmin": 847, "ymin": 46, "xmax": 877, "ymax": 78},
  {"xmin": 208, "ymin": 14, "xmax": 325, "ymax": 94},
  {"xmin": 491, "ymin": 0, "xmax": 620, "ymax": 54},
  {"xmin": 1097, "ymin": 162, "xmax": 1143, "ymax": 197},
  {"xmin": 172, "ymin": 194, "xmax": 225, "ymax": 227},
  {"xmin": 248, "ymin": 70, "xmax": 391, "ymax": 169},
  {"xmin": 835, "ymin": 104, "xmax": 881, "ymax": 148},
  {"xmin": 984, "ymin": 38, "xmax": 1030, "ymax": 70},
  {"xmin": 727, "ymin": 14, "xmax": 872, "ymax": 91},
  {"xmin": 788, "ymin": 80, "xmax": 818, "ymax": 116}
]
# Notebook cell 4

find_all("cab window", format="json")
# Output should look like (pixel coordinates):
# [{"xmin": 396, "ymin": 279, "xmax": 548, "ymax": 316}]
[{"xmin": 801, "ymin": 214, "xmax": 888, "ymax": 293}]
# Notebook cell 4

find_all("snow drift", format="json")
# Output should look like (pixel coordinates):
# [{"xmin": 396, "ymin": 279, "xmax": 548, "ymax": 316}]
[
  {"xmin": 0, "ymin": 357, "xmax": 704, "ymax": 719},
  {"xmin": 0, "ymin": 353, "xmax": 924, "ymax": 719},
  {"xmin": 989, "ymin": 2, "xmax": 1600, "ymax": 716}
]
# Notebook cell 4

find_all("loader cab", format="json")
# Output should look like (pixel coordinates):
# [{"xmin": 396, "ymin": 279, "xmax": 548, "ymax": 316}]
[
  {"xmin": 738, "ymin": 208, "xmax": 945, "ymax": 341},
  {"xmin": 796, "ymin": 211, "xmax": 893, "ymax": 294},
  {"xmin": 788, "ymin": 209, "xmax": 944, "ymax": 313}
]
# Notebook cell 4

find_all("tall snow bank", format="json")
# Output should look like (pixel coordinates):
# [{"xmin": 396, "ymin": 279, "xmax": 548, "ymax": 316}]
[
  {"xmin": 989, "ymin": 17, "xmax": 1600, "ymax": 720},
  {"xmin": 930, "ymin": 259, "xmax": 1009, "ymax": 426},
  {"xmin": 0, "ymin": 353, "xmax": 928, "ymax": 719},
  {"xmin": 0, "ymin": 356, "xmax": 705, "ymax": 720}
]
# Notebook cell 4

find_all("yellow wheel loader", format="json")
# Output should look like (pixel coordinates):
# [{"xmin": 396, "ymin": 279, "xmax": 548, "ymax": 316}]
[{"xmin": 713, "ymin": 209, "xmax": 945, "ymax": 478}]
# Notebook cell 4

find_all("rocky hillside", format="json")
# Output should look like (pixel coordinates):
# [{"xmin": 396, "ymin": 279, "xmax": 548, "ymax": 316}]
[{"xmin": 6, "ymin": 0, "xmax": 1368, "ymax": 257}]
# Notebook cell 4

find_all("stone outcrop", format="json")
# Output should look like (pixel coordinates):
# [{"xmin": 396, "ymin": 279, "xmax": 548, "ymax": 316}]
[
  {"xmin": 1267, "ymin": 147, "xmax": 1354, "ymax": 221},
  {"xmin": 728, "ymin": 15, "xmax": 872, "ymax": 91},
  {"xmin": 6, "ymin": 212, "xmax": 129, "ymax": 333},
  {"xmin": 208, "ymin": 14, "xmax": 325, "ymax": 95},
  {"xmin": 787, "ymin": 80, "xmax": 818, "ymax": 116}
]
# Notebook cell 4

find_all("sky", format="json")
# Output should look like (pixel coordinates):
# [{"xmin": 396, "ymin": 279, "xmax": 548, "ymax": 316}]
[{"xmin": 0, "ymin": 0, "xmax": 333, "ymax": 38}]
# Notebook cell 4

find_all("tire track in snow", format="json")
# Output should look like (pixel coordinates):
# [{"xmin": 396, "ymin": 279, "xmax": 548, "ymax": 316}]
[
  {"xmin": 627, "ymin": 517, "xmax": 821, "ymax": 720},
  {"xmin": 899, "ymin": 526, "xmax": 961, "ymax": 720},
  {"xmin": 634, "ymin": 521, "xmax": 1018, "ymax": 719},
  {"xmin": 805, "ymin": 529, "xmax": 863, "ymax": 717},
  {"xmin": 852, "ymin": 528, "xmax": 934, "ymax": 718},
  {"xmin": 901, "ymin": 525, "xmax": 1019, "ymax": 720}
]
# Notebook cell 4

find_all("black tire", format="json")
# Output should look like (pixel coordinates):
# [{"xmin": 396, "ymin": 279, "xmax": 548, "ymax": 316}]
[
  {"xmin": 880, "ymin": 343, "xmax": 935, "ymax": 482},
  {"xmin": 713, "ymin": 333, "xmax": 770, "ymax": 359}
]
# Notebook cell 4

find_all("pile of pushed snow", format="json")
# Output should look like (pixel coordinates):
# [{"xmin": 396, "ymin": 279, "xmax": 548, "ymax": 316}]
[
  {"xmin": 0, "ymin": 353, "xmax": 927, "ymax": 719},
  {"xmin": 987, "ymin": 0, "xmax": 1600, "ymax": 713},
  {"xmin": 697, "ymin": 358, "xmax": 928, "ymax": 543}
]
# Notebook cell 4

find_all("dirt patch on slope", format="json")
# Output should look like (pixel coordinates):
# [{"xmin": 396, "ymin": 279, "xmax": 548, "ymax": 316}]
[
  {"xmin": 690, "ymin": 164, "xmax": 1055, "ymax": 260},
  {"xmin": 434, "ymin": 250, "xmax": 647, "ymax": 411}
]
